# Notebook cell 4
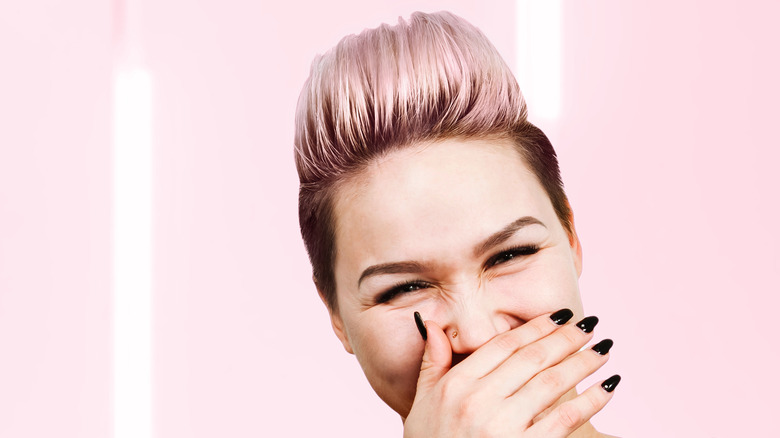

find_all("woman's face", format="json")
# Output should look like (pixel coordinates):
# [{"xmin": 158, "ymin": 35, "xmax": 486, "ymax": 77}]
[{"xmin": 326, "ymin": 137, "xmax": 585, "ymax": 418}]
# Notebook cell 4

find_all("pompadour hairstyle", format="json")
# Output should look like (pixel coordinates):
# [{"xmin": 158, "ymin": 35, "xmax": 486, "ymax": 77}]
[{"xmin": 294, "ymin": 11, "xmax": 572, "ymax": 312}]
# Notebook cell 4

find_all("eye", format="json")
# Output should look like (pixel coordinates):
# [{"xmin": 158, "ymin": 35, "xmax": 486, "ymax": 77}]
[
  {"xmin": 487, "ymin": 244, "xmax": 540, "ymax": 267},
  {"xmin": 376, "ymin": 280, "xmax": 431, "ymax": 304}
]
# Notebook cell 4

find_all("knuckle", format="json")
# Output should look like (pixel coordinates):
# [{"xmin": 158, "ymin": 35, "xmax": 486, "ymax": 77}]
[
  {"xmin": 569, "ymin": 353, "xmax": 590, "ymax": 371},
  {"xmin": 454, "ymin": 394, "xmax": 480, "ymax": 420},
  {"xmin": 492, "ymin": 332, "xmax": 519, "ymax": 353},
  {"xmin": 524, "ymin": 320, "xmax": 545, "ymax": 340},
  {"xmin": 584, "ymin": 390, "xmax": 603, "ymax": 412},
  {"xmin": 556, "ymin": 402, "xmax": 584, "ymax": 430},
  {"xmin": 538, "ymin": 368, "xmax": 563, "ymax": 388},
  {"xmin": 419, "ymin": 360, "xmax": 438, "ymax": 375},
  {"xmin": 572, "ymin": 350, "xmax": 603, "ymax": 374},
  {"xmin": 559, "ymin": 327, "xmax": 581, "ymax": 346},
  {"xmin": 438, "ymin": 375, "xmax": 464, "ymax": 401},
  {"xmin": 519, "ymin": 343, "xmax": 547, "ymax": 366}
]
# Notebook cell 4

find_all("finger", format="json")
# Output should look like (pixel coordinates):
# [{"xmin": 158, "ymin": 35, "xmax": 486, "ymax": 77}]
[
  {"xmin": 482, "ymin": 316, "xmax": 599, "ymax": 398},
  {"xmin": 509, "ymin": 338, "xmax": 612, "ymax": 420},
  {"xmin": 415, "ymin": 318, "xmax": 452, "ymax": 395},
  {"xmin": 455, "ymin": 309, "xmax": 575, "ymax": 379},
  {"xmin": 528, "ymin": 374, "xmax": 621, "ymax": 437}
]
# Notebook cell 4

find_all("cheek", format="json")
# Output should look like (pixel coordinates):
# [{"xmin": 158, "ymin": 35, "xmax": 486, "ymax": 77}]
[
  {"xmin": 488, "ymin": 262, "xmax": 583, "ymax": 316},
  {"xmin": 349, "ymin": 312, "xmax": 425, "ymax": 389}
]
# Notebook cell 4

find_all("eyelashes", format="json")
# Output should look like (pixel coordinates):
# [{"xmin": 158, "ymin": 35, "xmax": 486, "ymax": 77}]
[
  {"xmin": 485, "ymin": 244, "xmax": 541, "ymax": 267},
  {"xmin": 374, "ymin": 244, "xmax": 541, "ymax": 305},
  {"xmin": 375, "ymin": 280, "xmax": 433, "ymax": 304}
]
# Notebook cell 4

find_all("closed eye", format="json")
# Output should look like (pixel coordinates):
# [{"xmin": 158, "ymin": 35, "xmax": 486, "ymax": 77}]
[
  {"xmin": 375, "ymin": 280, "xmax": 432, "ymax": 305},
  {"xmin": 373, "ymin": 245, "xmax": 540, "ymax": 304},
  {"xmin": 486, "ymin": 244, "xmax": 540, "ymax": 268}
]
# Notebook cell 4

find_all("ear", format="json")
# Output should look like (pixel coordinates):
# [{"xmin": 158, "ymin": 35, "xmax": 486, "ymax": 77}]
[
  {"xmin": 316, "ymin": 278, "xmax": 354, "ymax": 355},
  {"xmin": 566, "ymin": 211, "xmax": 584, "ymax": 278}
]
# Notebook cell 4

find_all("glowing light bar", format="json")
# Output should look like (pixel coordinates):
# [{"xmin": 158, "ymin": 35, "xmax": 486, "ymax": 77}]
[
  {"xmin": 515, "ymin": 0, "xmax": 562, "ymax": 119},
  {"xmin": 112, "ymin": 68, "xmax": 152, "ymax": 438}
]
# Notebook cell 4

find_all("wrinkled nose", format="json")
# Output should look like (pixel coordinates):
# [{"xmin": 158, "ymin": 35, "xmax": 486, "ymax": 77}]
[{"xmin": 444, "ymin": 298, "xmax": 513, "ymax": 356}]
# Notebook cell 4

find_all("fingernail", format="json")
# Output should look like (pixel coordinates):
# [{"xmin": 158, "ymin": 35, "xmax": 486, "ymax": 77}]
[
  {"xmin": 550, "ymin": 308, "xmax": 574, "ymax": 325},
  {"xmin": 576, "ymin": 316, "xmax": 599, "ymax": 333},
  {"xmin": 601, "ymin": 374, "xmax": 621, "ymax": 392},
  {"xmin": 414, "ymin": 311, "xmax": 427, "ymax": 341},
  {"xmin": 591, "ymin": 339, "xmax": 614, "ymax": 355}
]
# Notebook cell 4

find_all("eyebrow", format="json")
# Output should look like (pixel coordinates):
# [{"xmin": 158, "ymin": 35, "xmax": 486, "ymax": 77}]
[
  {"xmin": 358, "ymin": 261, "xmax": 428, "ymax": 287},
  {"xmin": 472, "ymin": 216, "xmax": 546, "ymax": 258},
  {"xmin": 357, "ymin": 216, "xmax": 546, "ymax": 287}
]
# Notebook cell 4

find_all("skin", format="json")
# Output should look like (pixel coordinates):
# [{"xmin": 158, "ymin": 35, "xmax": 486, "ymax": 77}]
[{"xmin": 321, "ymin": 137, "xmax": 615, "ymax": 437}]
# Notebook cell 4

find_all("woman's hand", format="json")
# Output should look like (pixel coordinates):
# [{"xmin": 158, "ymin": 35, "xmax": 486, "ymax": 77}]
[{"xmin": 403, "ymin": 310, "xmax": 619, "ymax": 438}]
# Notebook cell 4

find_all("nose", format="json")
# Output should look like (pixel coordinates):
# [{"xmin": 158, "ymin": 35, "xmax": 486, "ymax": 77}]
[{"xmin": 443, "ymin": 296, "xmax": 514, "ymax": 355}]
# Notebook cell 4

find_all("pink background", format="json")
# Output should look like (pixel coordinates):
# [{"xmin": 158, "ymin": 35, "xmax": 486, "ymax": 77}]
[{"xmin": 2, "ymin": 1, "xmax": 779, "ymax": 437}]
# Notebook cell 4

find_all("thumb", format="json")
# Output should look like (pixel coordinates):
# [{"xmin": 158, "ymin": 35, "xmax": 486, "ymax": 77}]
[{"xmin": 415, "ymin": 318, "xmax": 452, "ymax": 395}]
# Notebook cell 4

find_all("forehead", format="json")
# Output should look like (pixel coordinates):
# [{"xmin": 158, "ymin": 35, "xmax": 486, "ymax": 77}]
[{"xmin": 331, "ymin": 138, "xmax": 559, "ymax": 280}]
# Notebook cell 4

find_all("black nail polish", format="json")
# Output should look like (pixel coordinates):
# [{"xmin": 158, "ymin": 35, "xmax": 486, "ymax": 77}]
[
  {"xmin": 550, "ymin": 308, "xmax": 574, "ymax": 325},
  {"xmin": 576, "ymin": 316, "xmax": 599, "ymax": 333},
  {"xmin": 414, "ymin": 311, "xmax": 427, "ymax": 341},
  {"xmin": 601, "ymin": 374, "xmax": 621, "ymax": 392},
  {"xmin": 591, "ymin": 339, "xmax": 613, "ymax": 355}
]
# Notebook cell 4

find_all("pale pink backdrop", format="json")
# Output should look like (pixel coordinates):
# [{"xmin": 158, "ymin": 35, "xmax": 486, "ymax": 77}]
[{"xmin": 1, "ymin": 1, "xmax": 778, "ymax": 437}]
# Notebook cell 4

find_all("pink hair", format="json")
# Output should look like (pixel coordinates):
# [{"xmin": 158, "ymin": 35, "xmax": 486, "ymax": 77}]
[{"xmin": 294, "ymin": 11, "xmax": 571, "ymax": 311}]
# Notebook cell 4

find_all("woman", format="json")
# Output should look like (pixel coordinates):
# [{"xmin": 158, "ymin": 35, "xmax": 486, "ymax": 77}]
[{"xmin": 294, "ymin": 11, "xmax": 620, "ymax": 437}]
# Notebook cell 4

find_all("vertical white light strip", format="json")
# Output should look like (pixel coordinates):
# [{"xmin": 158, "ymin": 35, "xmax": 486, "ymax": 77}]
[
  {"xmin": 112, "ymin": 68, "xmax": 152, "ymax": 438},
  {"xmin": 515, "ymin": 0, "xmax": 562, "ymax": 120}
]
